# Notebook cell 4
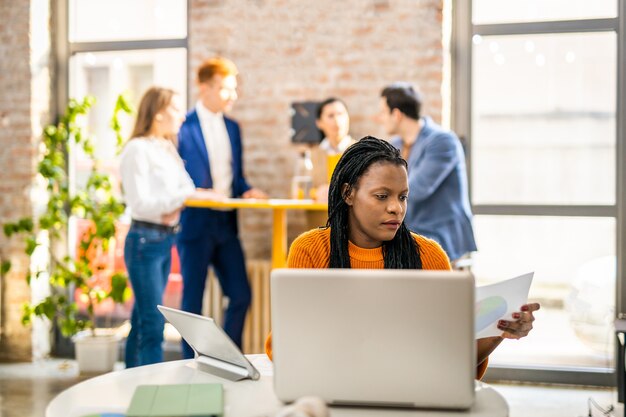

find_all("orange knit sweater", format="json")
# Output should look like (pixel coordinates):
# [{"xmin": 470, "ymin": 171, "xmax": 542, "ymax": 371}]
[{"xmin": 265, "ymin": 227, "xmax": 489, "ymax": 379}]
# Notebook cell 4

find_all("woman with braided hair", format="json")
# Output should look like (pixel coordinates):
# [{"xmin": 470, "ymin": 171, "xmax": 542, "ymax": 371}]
[
  {"xmin": 325, "ymin": 135, "xmax": 423, "ymax": 269},
  {"xmin": 265, "ymin": 136, "xmax": 539, "ymax": 379}
]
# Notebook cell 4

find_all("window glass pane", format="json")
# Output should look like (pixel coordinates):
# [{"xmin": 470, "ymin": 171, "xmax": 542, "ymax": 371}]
[
  {"xmin": 69, "ymin": 0, "xmax": 187, "ymax": 42},
  {"xmin": 473, "ymin": 0, "xmax": 616, "ymax": 24},
  {"xmin": 69, "ymin": 48, "xmax": 187, "ymax": 323},
  {"xmin": 473, "ymin": 215, "xmax": 615, "ymax": 369},
  {"xmin": 471, "ymin": 32, "xmax": 616, "ymax": 205},
  {"xmin": 69, "ymin": 48, "xmax": 187, "ymax": 192}
]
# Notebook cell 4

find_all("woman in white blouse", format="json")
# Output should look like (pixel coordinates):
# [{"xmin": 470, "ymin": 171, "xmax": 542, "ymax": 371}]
[{"xmin": 120, "ymin": 87, "xmax": 199, "ymax": 367}]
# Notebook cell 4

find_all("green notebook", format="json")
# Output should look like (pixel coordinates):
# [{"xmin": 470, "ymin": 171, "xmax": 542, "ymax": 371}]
[{"xmin": 126, "ymin": 383, "xmax": 223, "ymax": 417}]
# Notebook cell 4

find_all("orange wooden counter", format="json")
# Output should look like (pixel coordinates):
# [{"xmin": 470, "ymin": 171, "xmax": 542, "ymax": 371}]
[{"xmin": 184, "ymin": 197, "xmax": 327, "ymax": 268}]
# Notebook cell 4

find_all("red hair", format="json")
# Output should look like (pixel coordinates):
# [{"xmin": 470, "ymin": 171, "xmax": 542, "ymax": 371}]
[{"xmin": 197, "ymin": 56, "xmax": 238, "ymax": 83}]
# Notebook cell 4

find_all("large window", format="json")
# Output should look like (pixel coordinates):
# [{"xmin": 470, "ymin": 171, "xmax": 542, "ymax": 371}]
[
  {"xmin": 473, "ymin": 0, "xmax": 616, "ymax": 24},
  {"xmin": 58, "ymin": 0, "xmax": 188, "ymax": 323},
  {"xmin": 453, "ymin": 1, "xmax": 624, "ymax": 384},
  {"xmin": 66, "ymin": 1, "xmax": 187, "ymax": 190},
  {"xmin": 69, "ymin": 0, "xmax": 187, "ymax": 42},
  {"xmin": 70, "ymin": 48, "xmax": 187, "ymax": 190},
  {"xmin": 472, "ymin": 32, "xmax": 616, "ymax": 206}
]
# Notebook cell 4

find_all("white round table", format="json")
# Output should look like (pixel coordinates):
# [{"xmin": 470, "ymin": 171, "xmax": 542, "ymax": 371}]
[{"xmin": 46, "ymin": 355, "xmax": 508, "ymax": 417}]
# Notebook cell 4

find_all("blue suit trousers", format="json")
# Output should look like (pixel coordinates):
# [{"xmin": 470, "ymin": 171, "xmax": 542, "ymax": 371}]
[{"xmin": 177, "ymin": 232, "xmax": 251, "ymax": 359}]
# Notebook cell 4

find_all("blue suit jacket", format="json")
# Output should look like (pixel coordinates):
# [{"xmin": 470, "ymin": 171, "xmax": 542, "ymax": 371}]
[
  {"xmin": 392, "ymin": 117, "xmax": 477, "ymax": 261},
  {"xmin": 177, "ymin": 109, "xmax": 251, "ymax": 241}
]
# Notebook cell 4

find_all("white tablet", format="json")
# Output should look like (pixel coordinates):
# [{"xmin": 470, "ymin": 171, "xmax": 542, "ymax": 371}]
[{"xmin": 157, "ymin": 305, "xmax": 260, "ymax": 381}]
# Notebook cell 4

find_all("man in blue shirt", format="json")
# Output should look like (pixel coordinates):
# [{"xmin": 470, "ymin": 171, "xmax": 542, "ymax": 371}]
[{"xmin": 377, "ymin": 82, "xmax": 477, "ymax": 263}]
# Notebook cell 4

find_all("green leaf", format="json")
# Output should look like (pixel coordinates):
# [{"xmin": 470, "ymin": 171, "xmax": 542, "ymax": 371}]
[
  {"xmin": 25, "ymin": 237, "xmax": 38, "ymax": 256},
  {"xmin": 111, "ymin": 93, "xmax": 134, "ymax": 152},
  {"xmin": 83, "ymin": 141, "xmax": 94, "ymax": 155},
  {"xmin": 44, "ymin": 125, "xmax": 57, "ymax": 138},
  {"xmin": 21, "ymin": 303, "xmax": 33, "ymax": 326},
  {"xmin": 95, "ymin": 290, "xmax": 107, "ymax": 302},
  {"xmin": 109, "ymin": 273, "xmax": 128, "ymax": 303},
  {"xmin": 33, "ymin": 297, "xmax": 57, "ymax": 321},
  {"xmin": 59, "ymin": 316, "xmax": 88, "ymax": 338},
  {"xmin": 84, "ymin": 95, "xmax": 96, "ymax": 108},
  {"xmin": 3, "ymin": 223, "xmax": 16, "ymax": 237},
  {"xmin": 38, "ymin": 214, "xmax": 53, "ymax": 230},
  {"xmin": 17, "ymin": 218, "xmax": 33, "ymax": 232},
  {"xmin": 1, "ymin": 260, "xmax": 11, "ymax": 275}
]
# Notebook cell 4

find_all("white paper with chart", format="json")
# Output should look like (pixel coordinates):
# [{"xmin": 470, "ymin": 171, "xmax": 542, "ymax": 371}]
[{"xmin": 475, "ymin": 272, "xmax": 534, "ymax": 339}]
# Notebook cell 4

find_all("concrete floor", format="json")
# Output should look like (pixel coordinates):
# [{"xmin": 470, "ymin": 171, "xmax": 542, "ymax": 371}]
[
  {"xmin": 0, "ymin": 360, "xmax": 90, "ymax": 417},
  {"xmin": 496, "ymin": 383, "xmax": 617, "ymax": 417},
  {"xmin": 0, "ymin": 359, "xmax": 619, "ymax": 417}
]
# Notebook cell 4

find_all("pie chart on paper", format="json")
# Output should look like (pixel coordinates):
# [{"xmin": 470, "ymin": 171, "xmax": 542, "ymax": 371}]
[{"xmin": 475, "ymin": 295, "xmax": 507, "ymax": 334}]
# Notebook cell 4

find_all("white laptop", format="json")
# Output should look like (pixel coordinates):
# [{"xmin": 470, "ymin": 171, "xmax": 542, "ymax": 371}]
[
  {"xmin": 270, "ymin": 269, "xmax": 476, "ymax": 410},
  {"xmin": 157, "ymin": 305, "xmax": 260, "ymax": 381}
]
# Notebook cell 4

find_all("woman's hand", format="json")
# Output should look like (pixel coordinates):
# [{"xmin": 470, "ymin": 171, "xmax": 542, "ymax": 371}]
[
  {"xmin": 498, "ymin": 303, "xmax": 541, "ymax": 340},
  {"xmin": 476, "ymin": 303, "xmax": 541, "ymax": 369},
  {"xmin": 161, "ymin": 208, "xmax": 182, "ymax": 224},
  {"xmin": 191, "ymin": 188, "xmax": 226, "ymax": 201},
  {"xmin": 242, "ymin": 188, "xmax": 268, "ymax": 199}
]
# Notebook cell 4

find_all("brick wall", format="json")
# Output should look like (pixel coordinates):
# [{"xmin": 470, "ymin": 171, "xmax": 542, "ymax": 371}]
[
  {"xmin": 0, "ymin": 0, "xmax": 51, "ymax": 361},
  {"xmin": 189, "ymin": 0, "xmax": 445, "ymax": 258},
  {"xmin": 0, "ymin": 0, "xmax": 445, "ymax": 359}
]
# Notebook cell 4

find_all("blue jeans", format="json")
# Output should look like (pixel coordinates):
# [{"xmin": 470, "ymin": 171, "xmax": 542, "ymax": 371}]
[{"xmin": 124, "ymin": 224, "xmax": 174, "ymax": 368}]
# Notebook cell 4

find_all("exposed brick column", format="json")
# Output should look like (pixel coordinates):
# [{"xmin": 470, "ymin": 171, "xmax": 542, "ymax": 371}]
[
  {"xmin": 0, "ymin": 0, "xmax": 52, "ymax": 361},
  {"xmin": 188, "ymin": 0, "xmax": 444, "ymax": 258}
]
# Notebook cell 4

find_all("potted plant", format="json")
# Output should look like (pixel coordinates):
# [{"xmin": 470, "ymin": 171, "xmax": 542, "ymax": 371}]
[{"xmin": 2, "ymin": 94, "xmax": 133, "ymax": 372}]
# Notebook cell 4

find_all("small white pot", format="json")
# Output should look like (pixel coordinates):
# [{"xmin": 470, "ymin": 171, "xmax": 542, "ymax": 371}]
[{"xmin": 73, "ymin": 332, "xmax": 119, "ymax": 373}]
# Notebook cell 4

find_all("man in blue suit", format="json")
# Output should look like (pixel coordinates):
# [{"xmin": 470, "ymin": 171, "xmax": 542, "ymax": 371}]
[
  {"xmin": 177, "ymin": 57, "xmax": 266, "ymax": 358},
  {"xmin": 377, "ymin": 82, "xmax": 477, "ymax": 263}
]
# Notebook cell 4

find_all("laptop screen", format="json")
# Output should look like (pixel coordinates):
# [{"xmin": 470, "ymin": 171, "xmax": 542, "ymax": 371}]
[{"xmin": 270, "ymin": 268, "xmax": 476, "ymax": 409}]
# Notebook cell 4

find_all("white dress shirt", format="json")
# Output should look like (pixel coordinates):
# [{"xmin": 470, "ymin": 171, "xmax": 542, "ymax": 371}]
[
  {"xmin": 120, "ymin": 137, "xmax": 196, "ymax": 226},
  {"xmin": 319, "ymin": 135, "xmax": 354, "ymax": 155},
  {"xmin": 196, "ymin": 101, "xmax": 233, "ymax": 198}
]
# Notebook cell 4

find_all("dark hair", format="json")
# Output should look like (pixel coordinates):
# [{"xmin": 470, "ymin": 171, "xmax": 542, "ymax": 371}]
[
  {"xmin": 380, "ymin": 82, "xmax": 422, "ymax": 121},
  {"xmin": 326, "ymin": 136, "xmax": 422, "ymax": 269},
  {"xmin": 316, "ymin": 97, "xmax": 347, "ymax": 120}
]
